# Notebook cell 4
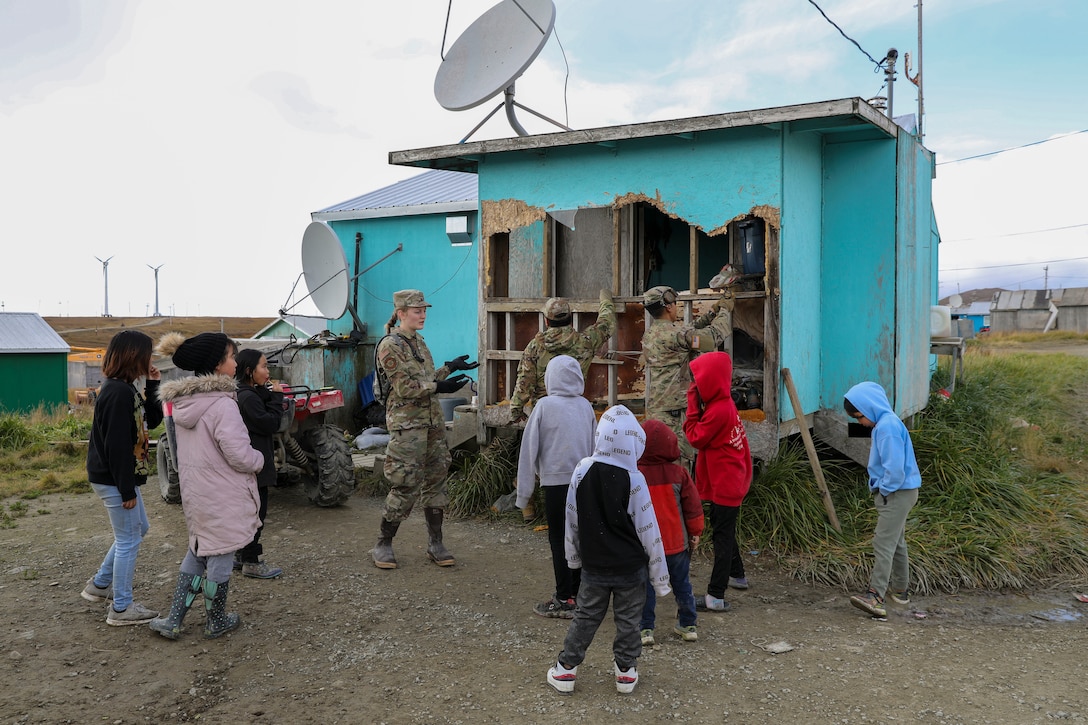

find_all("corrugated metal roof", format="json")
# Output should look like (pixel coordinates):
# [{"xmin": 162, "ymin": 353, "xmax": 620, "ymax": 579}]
[
  {"xmin": 993, "ymin": 289, "xmax": 1046, "ymax": 312},
  {"xmin": 312, "ymin": 169, "xmax": 477, "ymax": 221},
  {"xmin": 0, "ymin": 313, "xmax": 70, "ymax": 353},
  {"xmin": 993, "ymin": 287, "xmax": 1088, "ymax": 311},
  {"xmin": 951, "ymin": 301, "xmax": 993, "ymax": 316},
  {"xmin": 1053, "ymin": 287, "xmax": 1088, "ymax": 307}
]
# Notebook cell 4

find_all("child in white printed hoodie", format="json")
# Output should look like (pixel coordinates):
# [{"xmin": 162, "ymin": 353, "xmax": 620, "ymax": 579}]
[
  {"xmin": 516, "ymin": 355, "xmax": 597, "ymax": 619},
  {"xmin": 547, "ymin": 405, "xmax": 670, "ymax": 695}
]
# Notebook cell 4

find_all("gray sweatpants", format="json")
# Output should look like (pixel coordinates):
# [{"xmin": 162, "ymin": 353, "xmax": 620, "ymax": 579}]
[
  {"xmin": 869, "ymin": 487, "xmax": 919, "ymax": 597},
  {"xmin": 558, "ymin": 568, "xmax": 647, "ymax": 671}
]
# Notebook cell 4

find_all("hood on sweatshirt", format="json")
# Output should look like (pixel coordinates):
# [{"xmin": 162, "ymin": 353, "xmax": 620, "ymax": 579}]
[
  {"xmin": 586, "ymin": 404, "xmax": 645, "ymax": 473},
  {"xmin": 640, "ymin": 418, "xmax": 681, "ymax": 466},
  {"xmin": 543, "ymin": 354, "xmax": 585, "ymax": 397},
  {"xmin": 689, "ymin": 351, "xmax": 733, "ymax": 404},
  {"xmin": 844, "ymin": 381, "xmax": 895, "ymax": 424}
]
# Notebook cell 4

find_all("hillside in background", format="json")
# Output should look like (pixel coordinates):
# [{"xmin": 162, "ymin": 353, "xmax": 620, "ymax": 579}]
[
  {"xmin": 939, "ymin": 287, "xmax": 1006, "ymax": 306},
  {"xmin": 45, "ymin": 316, "xmax": 276, "ymax": 350}
]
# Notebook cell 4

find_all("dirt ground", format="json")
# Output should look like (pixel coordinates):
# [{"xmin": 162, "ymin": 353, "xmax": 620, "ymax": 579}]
[{"xmin": 2, "ymin": 484, "xmax": 1087, "ymax": 725}]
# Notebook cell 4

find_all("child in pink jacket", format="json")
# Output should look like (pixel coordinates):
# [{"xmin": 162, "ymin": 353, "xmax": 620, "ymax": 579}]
[{"xmin": 151, "ymin": 332, "xmax": 264, "ymax": 640}]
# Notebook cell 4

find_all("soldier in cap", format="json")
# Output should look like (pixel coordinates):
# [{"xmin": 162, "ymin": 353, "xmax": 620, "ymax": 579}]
[
  {"xmin": 508, "ymin": 289, "xmax": 616, "ymax": 424},
  {"xmin": 373, "ymin": 289, "xmax": 477, "ymax": 570},
  {"xmin": 641, "ymin": 285, "xmax": 734, "ymax": 468}
]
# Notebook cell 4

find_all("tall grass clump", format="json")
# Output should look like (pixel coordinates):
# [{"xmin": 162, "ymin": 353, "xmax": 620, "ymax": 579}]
[
  {"xmin": 752, "ymin": 347, "xmax": 1088, "ymax": 594},
  {"xmin": 0, "ymin": 407, "xmax": 94, "ymax": 501},
  {"xmin": 446, "ymin": 435, "xmax": 518, "ymax": 517}
]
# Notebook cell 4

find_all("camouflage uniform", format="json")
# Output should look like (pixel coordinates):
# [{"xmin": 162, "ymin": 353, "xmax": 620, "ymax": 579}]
[
  {"xmin": 642, "ymin": 286, "xmax": 734, "ymax": 465},
  {"xmin": 508, "ymin": 290, "xmax": 616, "ymax": 421},
  {"xmin": 378, "ymin": 323, "xmax": 454, "ymax": 521}
]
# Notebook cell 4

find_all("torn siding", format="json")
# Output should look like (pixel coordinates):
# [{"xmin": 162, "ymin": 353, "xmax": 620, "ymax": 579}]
[{"xmin": 481, "ymin": 198, "xmax": 548, "ymax": 240}]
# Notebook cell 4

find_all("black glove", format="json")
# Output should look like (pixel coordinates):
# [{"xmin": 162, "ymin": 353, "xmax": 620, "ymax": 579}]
[
  {"xmin": 435, "ymin": 374, "xmax": 470, "ymax": 394},
  {"xmin": 443, "ymin": 354, "xmax": 479, "ymax": 372}
]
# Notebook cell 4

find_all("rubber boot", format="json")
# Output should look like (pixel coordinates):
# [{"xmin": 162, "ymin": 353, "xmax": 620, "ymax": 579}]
[
  {"xmin": 149, "ymin": 572, "xmax": 203, "ymax": 640},
  {"xmin": 203, "ymin": 579, "xmax": 240, "ymax": 639},
  {"xmin": 424, "ymin": 507, "xmax": 456, "ymax": 567},
  {"xmin": 373, "ymin": 518, "xmax": 401, "ymax": 569}
]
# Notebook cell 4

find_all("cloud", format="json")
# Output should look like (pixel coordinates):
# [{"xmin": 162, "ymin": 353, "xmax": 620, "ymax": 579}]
[
  {"xmin": 249, "ymin": 71, "xmax": 371, "ymax": 139},
  {"xmin": 0, "ymin": 0, "xmax": 131, "ymax": 108}
]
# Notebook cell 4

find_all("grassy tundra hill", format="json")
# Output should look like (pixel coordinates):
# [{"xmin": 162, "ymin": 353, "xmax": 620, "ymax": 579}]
[{"xmin": 45, "ymin": 316, "xmax": 276, "ymax": 350}]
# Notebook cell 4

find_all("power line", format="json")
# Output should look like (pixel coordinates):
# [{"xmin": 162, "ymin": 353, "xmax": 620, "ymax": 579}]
[
  {"xmin": 805, "ymin": 0, "xmax": 887, "ymax": 71},
  {"xmin": 940, "ymin": 255, "xmax": 1088, "ymax": 272},
  {"xmin": 937, "ymin": 129, "xmax": 1088, "ymax": 165},
  {"xmin": 942, "ymin": 222, "xmax": 1088, "ymax": 243}
]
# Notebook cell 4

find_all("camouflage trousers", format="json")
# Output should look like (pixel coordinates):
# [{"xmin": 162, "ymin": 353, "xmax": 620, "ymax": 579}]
[
  {"xmin": 382, "ymin": 426, "xmax": 452, "ymax": 522},
  {"xmin": 645, "ymin": 408, "xmax": 695, "ymax": 472}
]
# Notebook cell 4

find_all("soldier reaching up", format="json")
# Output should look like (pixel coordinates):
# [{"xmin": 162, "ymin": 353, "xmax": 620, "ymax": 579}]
[
  {"xmin": 641, "ymin": 285, "xmax": 734, "ymax": 469},
  {"xmin": 507, "ymin": 289, "xmax": 616, "ymax": 425}
]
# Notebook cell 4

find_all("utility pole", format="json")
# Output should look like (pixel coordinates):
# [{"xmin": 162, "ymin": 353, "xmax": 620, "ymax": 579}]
[
  {"xmin": 884, "ymin": 48, "xmax": 898, "ymax": 119},
  {"xmin": 1044, "ymin": 265, "xmax": 1049, "ymax": 292},
  {"xmin": 95, "ymin": 256, "xmax": 114, "ymax": 317}
]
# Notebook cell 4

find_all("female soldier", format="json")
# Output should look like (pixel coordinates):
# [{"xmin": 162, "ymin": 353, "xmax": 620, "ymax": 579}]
[{"xmin": 372, "ymin": 289, "xmax": 476, "ymax": 569}]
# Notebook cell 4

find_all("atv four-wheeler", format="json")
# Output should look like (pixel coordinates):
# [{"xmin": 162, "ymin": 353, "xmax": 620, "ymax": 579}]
[{"xmin": 157, "ymin": 383, "xmax": 355, "ymax": 507}]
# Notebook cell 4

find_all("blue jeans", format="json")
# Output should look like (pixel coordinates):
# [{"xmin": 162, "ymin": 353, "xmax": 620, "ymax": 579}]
[
  {"xmin": 90, "ymin": 483, "xmax": 150, "ymax": 610},
  {"xmin": 640, "ymin": 549, "xmax": 696, "ymax": 629}
]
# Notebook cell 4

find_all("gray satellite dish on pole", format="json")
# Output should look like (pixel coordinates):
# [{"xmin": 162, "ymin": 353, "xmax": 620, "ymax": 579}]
[
  {"xmin": 292, "ymin": 221, "xmax": 402, "ymax": 333},
  {"xmin": 435, "ymin": 0, "xmax": 569, "ymax": 141},
  {"xmin": 302, "ymin": 222, "xmax": 350, "ymax": 321}
]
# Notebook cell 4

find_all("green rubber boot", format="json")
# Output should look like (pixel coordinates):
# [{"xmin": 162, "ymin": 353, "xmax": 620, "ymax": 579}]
[
  {"xmin": 203, "ymin": 579, "xmax": 240, "ymax": 639},
  {"xmin": 149, "ymin": 573, "xmax": 203, "ymax": 640}
]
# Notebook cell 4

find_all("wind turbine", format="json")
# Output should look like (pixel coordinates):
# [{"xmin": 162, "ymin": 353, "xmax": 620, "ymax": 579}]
[
  {"xmin": 148, "ymin": 264, "xmax": 164, "ymax": 317},
  {"xmin": 95, "ymin": 256, "xmax": 114, "ymax": 317}
]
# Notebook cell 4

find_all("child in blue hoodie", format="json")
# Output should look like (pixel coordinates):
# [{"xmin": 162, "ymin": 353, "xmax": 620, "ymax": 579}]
[
  {"xmin": 516, "ymin": 355, "xmax": 597, "ymax": 619},
  {"xmin": 844, "ymin": 382, "xmax": 922, "ymax": 618}
]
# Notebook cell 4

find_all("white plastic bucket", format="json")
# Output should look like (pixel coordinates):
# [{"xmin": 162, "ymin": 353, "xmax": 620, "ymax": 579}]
[{"xmin": 930, "ymin": 305, "xmax": 952, "ymax": 338}]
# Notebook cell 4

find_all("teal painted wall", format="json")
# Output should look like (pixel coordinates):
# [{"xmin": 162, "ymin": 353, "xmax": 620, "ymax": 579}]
[
  {"xmin": 478, "ymin": 127, "xmax": 783, "ymax": 233},
  {"xmin": 326, "ymin": 213, "xmax": 480, "ymax": 376},
  {"xmin": 820, "ymin": 138, "xmax": 899, "ymax": 410},
  {"xmin": 777, "ymin": 129, "xmax": 824, "ymax": 420},
  {"xmin": 0, "ymin": 353, "xmax": 68, "ymax": 412},
  {"xmin": 895, "ymin": 132, "xmax": 937, "ymax": 414}
]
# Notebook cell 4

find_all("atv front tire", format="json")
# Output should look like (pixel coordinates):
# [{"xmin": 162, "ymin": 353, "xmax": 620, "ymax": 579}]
[
  {"xmin": 304, "ymin": 424, "xmax": 355, "ymax": 507},
  {"xmin": 156, "ymin": 433, "xmax": 181, "ymax": 504}
]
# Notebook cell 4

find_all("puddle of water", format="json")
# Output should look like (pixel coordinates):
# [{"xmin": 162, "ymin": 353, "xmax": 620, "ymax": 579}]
[{"xmin": 1029, "ymin": 608, "xmax": 1083, "ymax": 623}]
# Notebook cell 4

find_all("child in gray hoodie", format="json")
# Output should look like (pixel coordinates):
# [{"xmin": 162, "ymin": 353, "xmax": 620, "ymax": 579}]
[{"xmin": 516, "ymin": 355, "xmax": 597, "ymax": 619}]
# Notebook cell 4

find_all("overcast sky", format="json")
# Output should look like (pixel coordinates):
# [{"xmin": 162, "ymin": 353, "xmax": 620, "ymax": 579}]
[{"xmin": 2, "ymin": 0, "xmax": 1085, "ymax": 317}]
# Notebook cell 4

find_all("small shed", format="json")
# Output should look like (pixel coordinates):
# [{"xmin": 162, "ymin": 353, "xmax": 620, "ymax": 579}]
[
  {"xmin": 389, "ymin": 97, "xmax": 938, "ymax": 459},
  {"xmin": 1053, "ymin": 287, "xmax": 1088, "ymax": 333},
  {"xmin": 990, "ymin": 290, "xmax": 1053, "ymax": 333},
  {"xmin": 255, "ymin": 316, "xmax": 327, "ymax": 341},
  {"xmin": 0, "ymin": 313, "xmax": 70, "ymax": 412}
]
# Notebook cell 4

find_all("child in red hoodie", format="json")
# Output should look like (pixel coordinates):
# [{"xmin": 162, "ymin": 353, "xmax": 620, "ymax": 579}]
[
  {"xmin": 637, "ymin": 419, "xmax": 705, "ymax": 645},
  {"xmin": 684, "ymin": 351, "xmax": 752, "ymax": 612}
]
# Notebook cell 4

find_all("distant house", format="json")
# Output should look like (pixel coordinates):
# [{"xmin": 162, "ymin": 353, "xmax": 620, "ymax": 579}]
[
  {"xmin": 254, "ymin": 316, "xmax": 328, "ymax": 340},
  {"xmin": 949, "ymin": 301, "xmax": 993, "ymax": 336},
  {"xmin": 310, "ymin": 169, "xmax": 479, "ymax": 368},
  {"xmin": 0, "ymin": 313, "xmax": 70, "ymax": 412}
]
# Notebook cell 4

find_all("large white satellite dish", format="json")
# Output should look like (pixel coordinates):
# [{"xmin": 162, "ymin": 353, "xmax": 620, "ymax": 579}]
[
  {"xmin": 301, "ymin": 221, "xmax": 349, "ymax": 320},
  {"xmin": 434, "ymin": 0, "xmax": 568, "ymax": 140}
]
